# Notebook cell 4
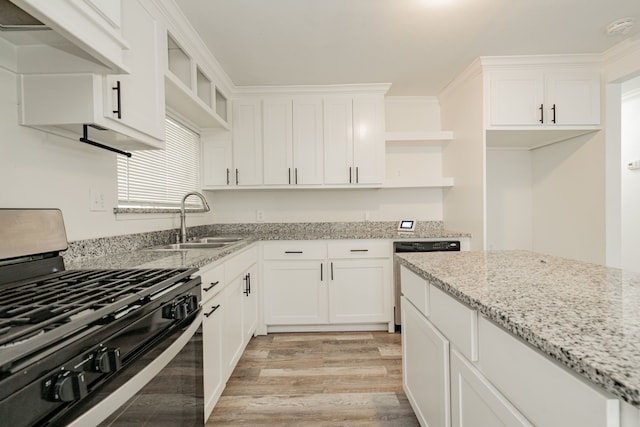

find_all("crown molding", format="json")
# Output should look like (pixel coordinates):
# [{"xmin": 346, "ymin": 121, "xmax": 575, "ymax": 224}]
[{"xmin": 233, "ymin": 83, "xmax": 392, "ymax": 97}]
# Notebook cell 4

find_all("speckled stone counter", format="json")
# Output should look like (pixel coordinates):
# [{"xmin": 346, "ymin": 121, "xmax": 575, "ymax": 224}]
[
  {"xmin": 64, "ymin": 221, "xmax": 469, "ymax": 269},
  {"xmin": 396, "ymin": 250, "xmax": 640, "ymax": 408}
]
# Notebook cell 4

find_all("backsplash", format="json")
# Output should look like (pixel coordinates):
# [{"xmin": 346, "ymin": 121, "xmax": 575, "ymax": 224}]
[{"xmin": 62, "ymin": 221, "xmax": 454, "ymax": 264}]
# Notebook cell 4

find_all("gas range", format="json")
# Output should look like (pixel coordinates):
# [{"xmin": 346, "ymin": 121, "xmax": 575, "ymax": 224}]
[{"xmin": 0, "ymin": 209, "xmax": 202, "ymax": 426}]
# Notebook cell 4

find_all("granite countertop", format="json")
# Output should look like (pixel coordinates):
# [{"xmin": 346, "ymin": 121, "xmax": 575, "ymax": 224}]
[
  {"xmin": 65, "ymin": 221, "xmax": 469, "ymax": 270},
  {"xmin": 396, "ymin": 250, "xmax": 640, "ymax": 408}
]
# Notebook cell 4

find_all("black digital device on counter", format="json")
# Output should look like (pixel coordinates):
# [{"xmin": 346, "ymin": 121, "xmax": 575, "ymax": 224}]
[{"xmin": 398, "ymin": 220, "xmax": 416, "ymax": 232}]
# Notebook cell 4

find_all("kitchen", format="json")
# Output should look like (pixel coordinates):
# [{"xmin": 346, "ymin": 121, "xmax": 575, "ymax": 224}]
[{"xmin": 1, "ymin": 0, "xmax": 640, "ymax": 426}]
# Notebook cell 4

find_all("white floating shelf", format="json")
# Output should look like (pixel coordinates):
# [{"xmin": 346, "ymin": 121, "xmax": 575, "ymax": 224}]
[
  {"xmin": 381, "ymin": 177, "xmax": 455, "ymax": 188},
  {"xmin": 385, "ymin": 131, "xmax": 454, "ymax": 142}
]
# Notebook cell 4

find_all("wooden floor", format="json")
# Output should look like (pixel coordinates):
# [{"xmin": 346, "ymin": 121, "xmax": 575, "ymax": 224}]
[{"xmin": 207, "ymin": 331, "xmax": 419, "ymax": 426}]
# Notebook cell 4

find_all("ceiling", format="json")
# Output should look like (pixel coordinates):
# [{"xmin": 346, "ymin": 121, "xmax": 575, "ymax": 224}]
[{"xmin": 174, "ymin": 0, "xmax": 640, "ymax": 96}]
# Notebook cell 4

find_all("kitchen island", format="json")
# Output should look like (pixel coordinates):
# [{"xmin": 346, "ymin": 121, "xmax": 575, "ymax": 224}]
[{"xmin": 397, "ymin": 250, "xmax": 640, "ymax": 426}]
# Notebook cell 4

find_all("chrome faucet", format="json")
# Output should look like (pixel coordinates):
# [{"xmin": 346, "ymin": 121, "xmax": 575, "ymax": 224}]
[{"xmin": 180, "ymin": 192, "xmax": 211, "ymax": 243}]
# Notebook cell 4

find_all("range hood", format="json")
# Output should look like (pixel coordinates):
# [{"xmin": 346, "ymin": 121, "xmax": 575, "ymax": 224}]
[{"xmin": 0, "ymin": 0, "xmax": 49, "ymax": 31}]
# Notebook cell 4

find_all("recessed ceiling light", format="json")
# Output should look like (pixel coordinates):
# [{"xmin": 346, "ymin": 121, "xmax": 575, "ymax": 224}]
[{"xmin": 606, "ymin": 17, "xmax": 635, "ymax": 35}]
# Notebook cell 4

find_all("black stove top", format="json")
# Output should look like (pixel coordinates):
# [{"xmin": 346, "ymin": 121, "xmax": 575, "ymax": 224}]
[{"xmin": 0, "ymin": 267, "xmax": 196, "ymax": 372}]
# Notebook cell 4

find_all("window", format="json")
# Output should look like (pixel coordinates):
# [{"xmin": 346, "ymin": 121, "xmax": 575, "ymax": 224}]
[{"xmin": 117, "ymin": 118, "xmax": 201, "ymax": 209}]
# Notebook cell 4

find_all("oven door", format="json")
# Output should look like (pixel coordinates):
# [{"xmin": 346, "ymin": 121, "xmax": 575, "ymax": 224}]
[{"xmin": 59, "ymin": 315, "xmax": 204, "ymax": 427}]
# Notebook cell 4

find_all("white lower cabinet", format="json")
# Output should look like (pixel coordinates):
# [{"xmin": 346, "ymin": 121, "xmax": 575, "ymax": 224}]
[
  {"xmin": 329, "ymin": 258, "xmax": 389, "ymax": 323},
  {"xmin": 400, "ymin": 266, "xmax": 624, "ymax": 427},
  {"xmin": 477, "ymin": 317, "xmax": 620, "ymax": 427},
  {"xmin": 199, "ymin": 244, "xmax": 259, "ymax": 420},
  {"xmin": 402, "ymin": 295, "xmax": 450, "ymax": 427},
  {"xmin": 262, "ymin": 240, "xmax": 392, "ymax": 330},
  {"xmin": 241, "ymin": 264, "xmax": 259, "ymax": 343},
  {"xmin": 221, "ymin": 272, "xmax": 246, "ymax": 377},
  {"xmin": 202, "ymin": 293, "xmax": 224, "ymax": 419},
  {"xmin": 450, "ymin": 349, "xmax": 532, "ymax": 427},
  {"xmin": 263, "ymin": 259, "xmax": 327, "ymax": 325}
]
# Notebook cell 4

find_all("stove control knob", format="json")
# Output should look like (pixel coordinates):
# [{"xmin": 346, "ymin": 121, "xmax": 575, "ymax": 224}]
[
  {"xmin": 173, "ymin": 302, "xmax": 188, "ymax": 320},
  {"xmin": 162, "ymin": 299, "xmax": 189, "ymax": 320},
  {"xmin": 94, "ymin": 347, "xmax": 122, "ymax": 373},
  {"xmin": 186, "ymin": 294, "xmax": 198, "ymax": 312},
  {"xmin": 52, "ymin": 370, "xmax": 88, "ymax": 402}
]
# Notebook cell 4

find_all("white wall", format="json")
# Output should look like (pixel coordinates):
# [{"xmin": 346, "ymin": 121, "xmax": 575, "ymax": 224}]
[
  {"xmin": 486, "ymin": 149, "xmax": 533, "ymax": 251},
  {"xmin": 440, "ymin": 63, "xmax": 486, "ymax": 249},
  {"xmin": 621, "ymin": 79, "xmax": 640, "ymax": 272},
  {"xmin": 531, "ymin": 132, "xmax": 606, "ymax": 264},
  {"xmin": 208, "ymin": 188, "xmax": 443, "ymax": 223},
  {"xmin": 0, "ymin": 65, "xmax": 214, "ymax": 241}
]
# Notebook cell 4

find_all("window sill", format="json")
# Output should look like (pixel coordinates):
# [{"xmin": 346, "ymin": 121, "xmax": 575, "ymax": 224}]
[{"xmin": 113, "ymin": 207, "xmax": 208, "ymax": 214}]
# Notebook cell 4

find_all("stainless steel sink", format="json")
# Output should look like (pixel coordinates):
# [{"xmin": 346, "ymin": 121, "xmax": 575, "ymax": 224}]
[
  {"xmin": 148, "ymin": 242, "xmax": 228, "ymax": 251},
  {"xmin": 146, "ymin": 236, "xmax": 245, "ymax": 251},
  {"xmin": 197, "ymin": 236, "xmax": 244, "ymax": 244}
]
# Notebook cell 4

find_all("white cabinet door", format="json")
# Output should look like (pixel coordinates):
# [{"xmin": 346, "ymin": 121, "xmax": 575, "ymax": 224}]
[
  {"xmin": 323, "ymin": 97, "xmax": 354, "ymax": 184},
  {"xmin": 232, "ymin": 99, "xmax": 263, "ymax": 186},
  {"xmin": 352, "ymin": 95, "xmax": 385, "ymax": 184},
  {"xmin": 241, "ymin": 264, "xmax": 258, "ymax": 343},
  {"xmin": 221, "ymin": 276, "xmax": 244, "ymax": 379},
  {"xmin": 263, "ymin": 96, "xmax": 323, "ymax": 185},
  {"xmin": 104, "ymin": 0, "xmax": 164, "ymax": 141},
  {"xmin": 478, "ymin": 317, "xmax": 620, "ymax": 427},
  {"xmin": 328, "ymin": 259, "xmax": 390, "ymax": 323},
  {"xmin": 489, "ymin": 69, "xmax": 600, "ymax": 127},
  {"xmin": 489, "ymin": 70, "xmax": 544, "ymax": 126},
  {"xmin": 292, "ymin": 97, "xmax": 324, "ymax": 184},
  {"xmin": 263, "ymin": 97, "xmax": 293, "ymax": 185},
  {"xmin": 202, "ymin": 295, "xmax": 224, "ymax": 420},
  {"xmin": 263, "ymin": 260, "xmax": 328, "ymax": 325},
  {"xmin": 450, "ymin": 349, "xmax": 532, "ymax": 427},
  {"xmin": 402, "ymin": 296, "xmax": 451, "ymax": 427},
  {"xmin": 545, "ymin": 72, "xmax": 600, "ymax": 125},
  {"xmin": 202, "ymin": 137, "xmax": 233, "ymax": 187}
]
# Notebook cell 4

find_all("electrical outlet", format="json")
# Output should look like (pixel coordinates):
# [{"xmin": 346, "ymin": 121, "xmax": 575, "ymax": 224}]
[
  {"xmin": 90, "ymin": 189, "xmax": 106, "ymax": 212},
  {"xmin": 256, "ymin": 209, "xmax": 265, "ymax": 222}
]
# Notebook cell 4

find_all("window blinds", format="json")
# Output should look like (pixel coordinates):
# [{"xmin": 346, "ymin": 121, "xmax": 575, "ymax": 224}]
[{"xmin": 117, "ymin": 118, "xmax": 201, "ymax": 209}]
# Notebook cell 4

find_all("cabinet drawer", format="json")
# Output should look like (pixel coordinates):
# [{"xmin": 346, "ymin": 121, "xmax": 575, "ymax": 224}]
[
  {"xmin": 478, "ymin": 317, "xmax": 620, "ymax": 427},
  {"xmin": 327, "ymin": 240, "xmax": 391, "ymax": 259},
  {"xmin": 400, "ymin": 265, "xmax": 429, "ymax": 317},
  {"xmin": 200, "ymin": 263, "xmax": 225, "ymax": 303},
  {"xmin": 429, "ymin": 285, "xmax": 478, "ymax": 362},
  {"xmin": 225, "ymin": 245, "xmax": 257, "ymax": 280},
  {"xmin": 262, "ymin": 241, "xmax": 326, "ymax": 260}
]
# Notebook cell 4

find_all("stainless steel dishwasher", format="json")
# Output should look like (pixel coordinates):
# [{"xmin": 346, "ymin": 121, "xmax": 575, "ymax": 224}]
[{"xmin": 393, "ymin": 240, "xmax": 461, "ymax": 328}]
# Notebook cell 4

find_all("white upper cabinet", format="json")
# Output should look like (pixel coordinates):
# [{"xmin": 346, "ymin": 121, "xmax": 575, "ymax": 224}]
[
  {"xmin": 353, "ymin": 95, "xmax": 385, "ymax": 184},
  {"xmin": 11, "ymin": 0, "xmax": 127, "ymax": 72},
  {"xmin": 292, "ymin": 97, "xmax": 324, "ymax": 184},
  {"xmin": 17, "ymin": 0, "xmax": 165, "ymax": 151},
  {"xmin": 323, "ymin": 96, "xmax": 354, "ymax": 184},
  {"xmin": 488, "ymin": 68, "xmax": 600, "ymax": 127},
  {"xmin": 105, "ymin": 0, "xmax": 164, "ymax": 141},
  {"xmin": 324, "ymin": 95, "xmax": 385, "ymax": 185},
  {"xmin": 545, "ymin": 72, "xmax": 601, "ymax": 125},
  {"xmin": 263, "ymin": 97, "xmax": 293, "ymax": 185},
  {"xmin": 262, "ymin": 97, "xmax": 324, "ymax": 185},
  {"xmin": 202, "ymin": 131, "xmax": 233, "ymax": 187},
  {"xmin": 232, "ymin": 98, "xmax": 263, "ymax": 186}
]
